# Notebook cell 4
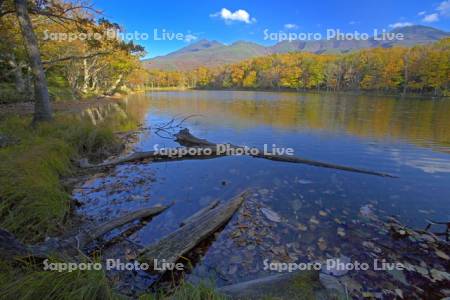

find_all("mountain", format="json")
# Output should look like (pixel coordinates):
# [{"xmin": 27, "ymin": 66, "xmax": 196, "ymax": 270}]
[
  {"xmin": 388, "ymin": 25, "xmax": 449, "ymax": 46},
  {"xmin": 144, "ymin": 26, "xmax": 449, "ymax": 71},
  {"xmin": 144, "ymin": 40, "xmax": 270, "ymax": 70},
  {"xmin": 167, "ymin": 39, "xmax": 223, "ymax": 55},
  {"xmin": 270, "ymin": 26, "xmax": 449, "ymax": 54}
]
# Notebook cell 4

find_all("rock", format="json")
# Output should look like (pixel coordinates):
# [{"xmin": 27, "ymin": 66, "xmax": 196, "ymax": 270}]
[
  {"xmin": 291, "ymin": 200, "xmax": 302, "ymax": 211},
  {"xmin": 322, "ymin": 256, "xmax": 351, "ymax": 276},
  {"xmin": 360, "ymin": 204, "xmax": 373, "ymax": 217},
  {"xmin": 317, "ymin": 237, "xmax": 327, "ymax": 251}
]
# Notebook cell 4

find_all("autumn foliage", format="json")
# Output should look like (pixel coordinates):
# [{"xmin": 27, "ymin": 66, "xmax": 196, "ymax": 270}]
[{"xmin": 148, "ymin": 39, "xmax": 449, "ymax": 96}]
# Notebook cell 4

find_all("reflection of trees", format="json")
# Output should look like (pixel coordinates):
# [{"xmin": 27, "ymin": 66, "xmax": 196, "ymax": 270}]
[{"xmin": 125, "ymin": 92, "xmax": 450, "ymax": 152}]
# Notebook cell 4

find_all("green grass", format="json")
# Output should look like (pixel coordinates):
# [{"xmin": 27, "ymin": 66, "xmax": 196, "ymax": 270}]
[
  {"xmin": 0, "ymin": 109, "xmax": 139, "ymax": 298},
  {"xmin": 0, "ymin": 110, "xmax": 134, "ymax": 243},
  {"xmin": 0, "ymin": 83, "xmax": 29, "ymax": 104},
  {"xmin": 47, "ymin": 74, "xmax": 76, "ymax": 101},
  {"xmin": 0, "ymin": 108, "xmax": 229, "ymax": 300},
  {"xmin": 0, "ymin": 258, "xmax": 123, "ymax": 300},
  {"xmin": 139, "ymin": 281, "xmax": 227, "ymax": 300}
]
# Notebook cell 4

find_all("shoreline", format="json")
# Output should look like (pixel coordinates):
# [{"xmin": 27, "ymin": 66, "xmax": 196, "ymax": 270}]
[{"xmin": 142, "ymin": 86, "xmax": 449, "ymax": 100}]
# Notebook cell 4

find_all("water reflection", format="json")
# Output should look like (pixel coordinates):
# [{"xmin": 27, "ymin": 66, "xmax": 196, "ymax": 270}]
[{"xmin": 123, "ymin": 91, "xmax": 450, "ymax": 153}]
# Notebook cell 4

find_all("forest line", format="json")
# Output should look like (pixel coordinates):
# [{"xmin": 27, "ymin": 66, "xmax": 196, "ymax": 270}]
[{"xmin": 147, "ymin": 39, "xmax": 450, "ymax": 96}]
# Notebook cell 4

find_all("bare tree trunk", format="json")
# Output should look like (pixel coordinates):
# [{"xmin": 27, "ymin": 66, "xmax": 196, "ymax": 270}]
[
  {"xmin": 82, "ymin": 58, "xmax": 89, "ymax": 94},
  {"xmin": 107, "ymin": 74, "xmax": 123, "ymax": 95},
  {"xmin": 15, "ymin": 0, "xmax": 52, "ymax": 123},
  {"xmin": 7, "ymin": 53, "xmax": 25, "ymax": 93}
]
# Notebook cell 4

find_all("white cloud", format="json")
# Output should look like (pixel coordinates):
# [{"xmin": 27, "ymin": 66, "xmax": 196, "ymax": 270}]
[
  {"xmin": 284, "ymin": 23, "xmax": 298, "ymax": 30},
  {"xmin": 210, "ymin": 8, "xmax": 256, "ymax": 24},
  {"xmin": 349, "ymin": 21, "xmax": 358, "ymax": 25},
  {"xmin": 422, "ymin": 13, "xmax": 439, "ymax": 22},
  {"xmin": 184, "ymin": 34, "xmax": 198, "ymax": 43},
  {"xmin": 389, "ymin": 22, "xmax": 413, "ymax": 28},
  {"xmin": 437, "ymin": 0, "xmax": 450, "ymax": 16},
  {"xmin": 418, "ymin": 11, "xmax": 426, "ymax": 16}
]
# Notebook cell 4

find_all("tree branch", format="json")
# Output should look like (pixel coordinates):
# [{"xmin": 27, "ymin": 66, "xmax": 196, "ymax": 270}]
[{"xmin": 43, "ymin": 51, "xmax": 110, "ymax": 66}]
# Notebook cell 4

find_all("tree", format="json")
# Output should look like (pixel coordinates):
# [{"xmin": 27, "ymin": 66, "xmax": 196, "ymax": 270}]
[
  {"xmin": 242, "ymin": 70, "xmax": 257, "ymax": 88},
  {"xmin": 15, "ymin": 0, "xmax": 52, "ymax": 123}
]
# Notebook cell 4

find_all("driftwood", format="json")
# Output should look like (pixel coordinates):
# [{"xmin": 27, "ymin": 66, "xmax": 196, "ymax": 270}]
[
  {"xmin": 84, "ymin": 128, "xmax": 396, "ymax": 178},
  {"xmin": 81, "ymin": 146, "xmax": 222, "ymax": 168},
  {"xmin": 0, "ymin": 204, "xmax": 170, "ymax": 261},
  {"xmin": 179, "ymin": 200, "xmax": 220, "ymax": 227},
  {"xmin": 72, "ymin": 204, "xmax": 172, "ymax": 249},
  {"xmin": 139, "ymin": 191, "xmax": 248, "ymax": 272},
  {"xmin": 218, "ymin": 271, "xmax": 346, "ymax": 300},
  {"xmin": 175, "ymin": 129, "xmax": 397, "ymax": 178}
]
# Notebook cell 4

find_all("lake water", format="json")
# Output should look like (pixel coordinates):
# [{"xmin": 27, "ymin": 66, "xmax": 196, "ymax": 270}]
[{"xmin": 73, "ymin": 90, "xmax": 450, "ymax": 294}]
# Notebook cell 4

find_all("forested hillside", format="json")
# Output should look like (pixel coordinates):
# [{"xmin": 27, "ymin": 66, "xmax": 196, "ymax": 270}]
[{"xmin": 147, "ymin": 39, "xmax": 450, "ymax": 96}]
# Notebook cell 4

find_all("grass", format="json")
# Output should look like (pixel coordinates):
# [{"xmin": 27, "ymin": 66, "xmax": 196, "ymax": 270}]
[
  {"xmin": 0, "ymin": 107, "xmax": 139, "ymax": 299},
  {"xmin": 0, "ymin": 83, "xmax": 30, "ymax": 104},
  {"xmin": 0, "ymin": 258, "xmax": 124, "ymax": 300},
  {"xmin": 0, "ymin": 106, "xmax": 230, "ymax": 299},
  {"xmin": 139, "ymin": 281, "xmax": 227, "ymax": 300},
  {"xmin": 47, "ymin": 74, "xmax": 76, "ymax": 102},
  {"xmin": 0, "ymin": 107, "xmax": 135, "ymax": 243}
]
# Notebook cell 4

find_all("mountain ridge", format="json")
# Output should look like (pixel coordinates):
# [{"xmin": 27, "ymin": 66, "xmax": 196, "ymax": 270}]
[{"xmin": 143, "ymin": 25, "xmax": 449, "ymax": 71}]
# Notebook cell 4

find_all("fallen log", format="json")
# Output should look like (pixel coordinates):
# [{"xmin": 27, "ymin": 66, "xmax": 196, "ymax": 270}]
[
  {"xmin": 139, "ymin": 191, "xmax": 248, "ymax": 272},
  {"xmin": 81, "ymin": 146, "xmax": 223, "ymax": 168},
  {"xmin": 218, "ymin": 271, "xmax": 346, "ymax": 300},
  {"xmin": 71, "ymin": 204, "xmax": 172, "ymax": 250},
  {"xmin": 83, "ymin": 128, "xmax": 396, "ymax": 178},
  {"xmin": 175, "ymin": 128, "xmax": 397, "ymax": 178},
  {"xmin": 179, "ymin": 200, "xmax": 220, "ymax": 227},
  {"xmin": 0, "ymin": 204, "xmax": 170, "ymax": 261}
]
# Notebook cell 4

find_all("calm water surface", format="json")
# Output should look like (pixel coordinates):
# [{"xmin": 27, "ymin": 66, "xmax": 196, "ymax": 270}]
[{"xmin": 74, "ymin": 91, "xmax": 450, "ymax": 290}]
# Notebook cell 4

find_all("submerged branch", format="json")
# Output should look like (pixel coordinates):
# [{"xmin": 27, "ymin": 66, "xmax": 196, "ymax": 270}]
[
  {"xmin": 84, "ymin": 128, "xmax": 397, "ymax": 178},
  {"xmin": 0, "ymin": 204, "xmax": 171, "ymax": 261},
  {"xmin": 174, "ymin": 128, "xmax": 398, "ymax": 178}
]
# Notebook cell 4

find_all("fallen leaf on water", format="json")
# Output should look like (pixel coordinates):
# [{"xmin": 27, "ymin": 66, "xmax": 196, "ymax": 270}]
[
  {"xmin": 297, "ymin": 223, "xmax": 307, "ymax": 231},
  {"xmin": 334, "ymin": 218, "xmax": 342, "ymax": 224},
  {"xmin": 435, "ymin": 249, "xmax": 449, "ymax": 260},
  {"xmin": 395, "ymin": 289, "xmax": 403, "ymax": 299},
  {"xmin": 430, "ymin": 269, "xmax": 450, "ymax": 282},
  {"xmin": 228, "ymin": 265, "xmax": 238, "ymax": 275},
  {"xmin": 297, "ymin": 179, "xmax": 312, "ymax": 184},
  {"xmin": 337, "ymin": 227, "xmax": 346, "ymax": 237},
  {"xmin": 309, "ymin": 216, "xmax": 320, "ymax": 225},
  {"xmin": 261, "ymin": 207, "xmax": 281, "ymax": 222},
  {"xmin": 319, "ymin": 210, "xmax": 328, "ymax": 217}
]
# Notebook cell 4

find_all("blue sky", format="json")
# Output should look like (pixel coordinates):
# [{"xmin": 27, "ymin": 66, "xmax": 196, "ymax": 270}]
[{"xmin": 92, "ymin": 0, "xmax": 450, "ymax": 58}]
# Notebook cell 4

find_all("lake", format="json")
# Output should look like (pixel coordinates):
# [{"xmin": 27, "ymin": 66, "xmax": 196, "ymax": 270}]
[{"xmin": 73, "ymin": 90, "xmax": 450, "ymax": 293}]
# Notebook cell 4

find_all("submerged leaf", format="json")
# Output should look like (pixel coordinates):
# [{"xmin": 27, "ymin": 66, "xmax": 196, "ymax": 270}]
[
  {"xmin": 261, "ymin": 207, "xmax": 281, "ymax": 222},
  {"xmin": 337, "ymin": 227, "xmax": 346, "ymax": 237},
  {"xmin": 435, "ymin": 249, "xmax": 449, "ymax": 260},
  {"xmin": 297, "ymin": 223, "xmax": 308, "ymax": 231}
]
